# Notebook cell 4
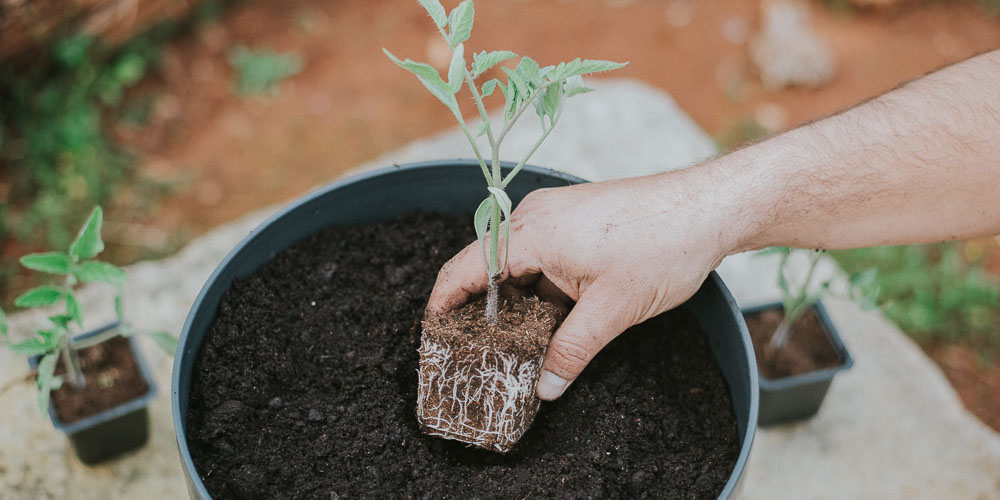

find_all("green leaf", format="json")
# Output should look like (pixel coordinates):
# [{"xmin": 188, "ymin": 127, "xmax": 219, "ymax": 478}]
[
  {"xmin": 69, "ymin": 207, "xmax": 105, "ymax": 260},
  {"xmin": 474, "ymin": 196, "xmax": 493, "ymax": 270},
  {"xmin": 10, "ymin": 337, "xmax": 52, "ymax": 356},
  {"xmin": 474, "ymin": 120, "xmax": 490, "ymax": 138},
  {"xmin": 20, "ymin": 252, "xmax": 71, "ymax": 275},
  {"xmin": 487, "ymin": 187, "xmax": 512, "ymax": 222},
  {"xmin": 417, "ymin": 0, "xmax": 447, "ymax": 29},
  {"xmin": 447, "ymin": 0, "xmax": 475, "ymax": 47},
  {"xmin": 447, "ymin": 43, "xmax": 466, "ymax": 93},
  {"xmin": 36, "ymin": 353, "xmax": 60, "ymax": 414},
  {"xmin": 15, "ymin": 285, "xmax": 64, "ymax": 308},
  {"xmin": 146, "ymin": 331, "xmax": 178, "ymax": 355},
  {"xmin": 550, "ymin": 58, "xmax": 627, "ymax": 81},
  {"xmin": 0, "ymin": 307, "xmax": 7, "ymax": 337},
  {"xmin": 539, "ymin": 82, "xmax": 562, "ymax": 121},
  {"xmin": 66, "ymin": 292, "xmax": 83, "ymax": 327},
  {"xmin": 564, "ymin": 75, "xmax": 594, "ymax": 98},
  {"xmin": 383, "ymin": 49, "xmax": 457, "ymax": 110},
  {"xmin": 480, "ymin": 78, "xmax": 500, "ymax": 97},
  {"xmin": 472, "ymin": 51, "xmax": 517, "ymax": 78},
  {"xmin": 516, "ymin": 57, "xmax": 540, "ymax": 84},
  {"xmin": 74, "ymin": 260, "xmax": 128, "ymax": 285},
  {"xmin": 48, "ymin": 314, "xmax": 73, "ymax": 329}
]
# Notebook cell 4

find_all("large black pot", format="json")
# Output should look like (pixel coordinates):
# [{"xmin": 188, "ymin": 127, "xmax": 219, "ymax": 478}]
[{"xmin": 172, "ymin": 161, "xmax": 758, "ymax": 499}]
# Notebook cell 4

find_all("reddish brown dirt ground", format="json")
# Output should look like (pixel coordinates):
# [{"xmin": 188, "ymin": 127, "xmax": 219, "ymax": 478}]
[{"xmin": 109, "ymin": 0, "xmax": 1000, "ymax": 432}]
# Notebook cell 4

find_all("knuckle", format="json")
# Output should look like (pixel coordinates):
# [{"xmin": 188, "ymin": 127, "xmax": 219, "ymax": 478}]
[{"xmin": 548, "ymin": 338, "xmax": 594, "ymax": 373}]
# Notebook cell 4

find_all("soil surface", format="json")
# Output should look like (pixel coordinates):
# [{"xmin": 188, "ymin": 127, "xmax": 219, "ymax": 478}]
[
  {"xmin": 51, "ymin": 336, "xmax": 149, "ymax": 424},
  {"xmin": 746, "ymin": 307, "xmax": 842, "ymax": 379},
  {"xmin": 187, "ymin": 212, "xmax": 740, "ymax": 498}
]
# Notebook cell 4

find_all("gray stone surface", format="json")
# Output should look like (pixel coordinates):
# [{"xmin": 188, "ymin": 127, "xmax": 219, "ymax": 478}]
[{"xmin": 1, "ymin": 78, "xmax": 998, "ymax": 499}]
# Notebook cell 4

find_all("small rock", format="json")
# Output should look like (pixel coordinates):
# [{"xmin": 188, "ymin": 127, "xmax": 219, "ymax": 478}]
[
  {"xmin": 308, "ymin": 409, "xmax": 324, "ymax": 422},
  {"xmin": 268, "ymin": 397, "xmax": 284, "ymax": 409},
  {"xmin": 632, "ymin": 470, "xmax": 648, "ymax": 484}
]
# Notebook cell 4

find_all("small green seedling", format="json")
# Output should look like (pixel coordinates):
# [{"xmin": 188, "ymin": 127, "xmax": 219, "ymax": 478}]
[
  {"xmin": 764, "ymin": 247, "xmax": 878, "ymax": 353},
  {"xmin": 1, "ymin": 207, "xmax": 176, "ymax": 413},
  {"xmin": 385, "ymin": 0, "xmax": 626, "ymax": 324}
]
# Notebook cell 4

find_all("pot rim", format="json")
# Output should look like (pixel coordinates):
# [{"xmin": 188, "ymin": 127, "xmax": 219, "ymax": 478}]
[{"xmin": 171, "ymin": 160, "xmax": 757, "ymax": 499}]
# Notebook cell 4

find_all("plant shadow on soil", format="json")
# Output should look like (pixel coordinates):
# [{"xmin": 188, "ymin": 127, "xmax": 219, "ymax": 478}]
[{"xmin": 187, "ymin": 212, "xmax": 739, "ymax": 499}]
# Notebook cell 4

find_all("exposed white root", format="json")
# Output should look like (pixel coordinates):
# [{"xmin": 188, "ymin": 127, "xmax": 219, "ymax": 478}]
[{"xmin": 416, "ymin": 338, "xmax": 544, "ymax": 452}]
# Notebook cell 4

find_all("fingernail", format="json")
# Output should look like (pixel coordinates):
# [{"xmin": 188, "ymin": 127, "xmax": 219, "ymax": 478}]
[{"xmin": 537, "ymin": 370, "xmax": 569, "ymax": 401}]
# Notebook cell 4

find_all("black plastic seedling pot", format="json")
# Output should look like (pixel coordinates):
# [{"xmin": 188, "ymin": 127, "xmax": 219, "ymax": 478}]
[
  {"xmin": 743, "ymin": 301, "xmax": 853, "ymax": 426},
  {"xmin": 172, "ymin": 161, "xmax": 759, "ymax": 499},
  {"xmin": 29, "ymin": 322, "xmax": 157, "ymax": 465}
]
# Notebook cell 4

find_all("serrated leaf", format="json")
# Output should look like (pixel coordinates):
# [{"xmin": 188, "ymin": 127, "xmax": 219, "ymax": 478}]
[
  {"xmin": 36, "ymin": 353, "xmax": 59, "ymax": 414},
  {"xmin": 20, "ymin": 252, "xmax": 70, "ymax": 275},
  {"xmin": 480, "ymin": 78, "xmax": 500, "ymax": 97},
  {"xmin": 517, "ymin": 57, "xmax": 540, "ymax": 84},
  {"xmin": 74, "ymin": 260, "xmax": 128, "ymax": 285},
  {"xmin": 474, "ymin": 120, "xmax": 490, "ymax": 138},
  {"xmin": 473, "ymin": 197, "xmax": 493, "ymax": 270},
  {"xmin": 417, "ymin": 0, "xmax": 447, "ymax": 29},
  {"xmin": 447, "ymin": 43, "xmax": 465, "ymax": 93},
  {"xmin": 503, "ymin": 77, "xmax": 518, "ymax": 120},
  {"xmin": 471, "ymin": 50, "xmax": 517, "ymax": 78},
  {"xmin": 66, "ymin": 292, "xmax": 83, "ymax": 327},
  {"xmin": 383, "ymin": 49, "xmax": 457, "ymax": 111},
  {"xmin": 503, "ymin": 66, "xmax": 530, "ymax": 97},
  {"xmin": 550, "ymin": 58, "xmax": 627, "ymax": 81},
  {"xmin": 447, "ymin": 0, "xmax": 475, "ymax": 47},
  {"xmin": 15, "ymin": 285, "xmax": 64, "ymax": 308},
  {"xmin": 147, "ymin": 331, "xmax": 178, "ymax": 355},
  {"xmin": 69, "ymin": 207, "xmax": 105, "ymax": 260},
  {"xmin": 540, "ymin": 82, "xmax": 562, "ymax": 121}
]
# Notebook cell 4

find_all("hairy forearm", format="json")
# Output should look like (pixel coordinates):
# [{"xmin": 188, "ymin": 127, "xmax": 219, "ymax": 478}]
[{"xmin": 706, "ymin": 49, "xmax": 1000, "ymax": 253}]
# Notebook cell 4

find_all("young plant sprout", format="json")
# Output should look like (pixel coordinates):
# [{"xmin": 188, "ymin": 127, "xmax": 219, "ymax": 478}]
[
  {"xmin": 766, "ymin": 247, "xmax": 877, "ymax": 354},
  {"xmin": 386, "ymin": 0, "xmax": 626, "ymax": 452},
  {"xmin": 1, "ymin": 207, "xmax": 176, "ymax": 413},
  {"xmin": 384, "ymin": 0, "xmax": 626, "ymax": 325}
]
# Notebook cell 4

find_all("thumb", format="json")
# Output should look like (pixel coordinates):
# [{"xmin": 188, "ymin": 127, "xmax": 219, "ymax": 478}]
[{"xmin": 536, "ymin": 291, "xmax": 634, "ymax": 401}]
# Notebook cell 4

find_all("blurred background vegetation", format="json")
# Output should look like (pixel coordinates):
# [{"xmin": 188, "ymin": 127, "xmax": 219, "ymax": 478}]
[{"xmin": 1, "ymin": 0, "xmax": 999, "ymax": 429}]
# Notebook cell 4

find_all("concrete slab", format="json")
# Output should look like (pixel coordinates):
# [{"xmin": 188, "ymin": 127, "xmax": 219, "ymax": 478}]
[{"xmin": 1, "ymin": 78, "xmax": 997, "ymax": 499}]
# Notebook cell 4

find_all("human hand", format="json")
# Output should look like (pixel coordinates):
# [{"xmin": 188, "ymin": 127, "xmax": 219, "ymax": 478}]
[{"xmin": 426, "ymin": 169, "xmax": 743, "ymax": 400}]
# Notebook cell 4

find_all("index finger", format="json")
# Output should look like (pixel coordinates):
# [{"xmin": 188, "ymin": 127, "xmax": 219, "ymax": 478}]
[{"xmin": 425, "ymin": 240, "xmax": 490, "ymax": 316}]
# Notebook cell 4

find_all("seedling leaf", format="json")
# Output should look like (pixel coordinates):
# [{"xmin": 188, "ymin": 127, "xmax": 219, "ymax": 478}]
[
  {"xmin": 448, "ymin": 1, "xmax": 475, "ymax": 47},
  {"xmin": 480, "ymin": 78, "xmax": 500, "ymax": 97},
  {"xmin": 66, "ymin": 292, "xmax": 83, "ymax": 327},
  {"xmin": 74, "ymin": 260, "xmax": 128, "ymax": 285},
  {"xmin": 474, "ymin": 120, "xmax": 490, "ymax": 138},
  {"xmin": 20, "ymin": 252, "xmax": 70, "ymax": 275},
  {"xmin": 474, "ymin": 197, "xmax": 493, "ymax": 269},
  {"xmin": 472, "ymin": 51, "xmax": 517, "ymax": 78},
  {"xmin": 0, "ymin": 307, "xmax": 7, "ymax": 336},
  {"xmin": 383, "ymin": 49, "xmax": 457, "ymax": 110},
  {"xmin": 69, "ymin": 207, "xmax": 105, "ymax": 260},
  {"xmin": 417, "ymin": 0, "xmax": 447, "ymax": 29},
  {"xmin": 564, "ymin": 75, "xmax": 593, "ymax": 97},
  {"xmin": 15, "ymin": 285, "xmax": 64, "ymax": 308},
  {"xmin": 10, "ymin": 336, "xmax": 51, "ymax": 356},
  {"xmin": 447, "ymin": 43, "xmax": 466, "ymax": 93}
]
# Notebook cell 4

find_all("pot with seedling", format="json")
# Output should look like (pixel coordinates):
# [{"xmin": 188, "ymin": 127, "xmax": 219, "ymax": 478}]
[
  {"xmin": 2, "ymin": 207, "xmax": 176, "ymax": 464},
  {"xmin": 742, "ymin": 247, "xmax": 877, "ymax": 426},
  {"xmin": 173, "ymin": 1, "xmax": 756, "ymax": 497}
]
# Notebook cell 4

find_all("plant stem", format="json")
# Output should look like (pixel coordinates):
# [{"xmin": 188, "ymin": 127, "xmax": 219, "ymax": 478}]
[
  {"xmin": 486, "ymin": 274, "xmax": 499, "ymax": 325},
  {"xmin": 769, "ymin": 251, "xmax": 822, "ymax": 352},
  {"xmin": 60, "ymin": 337, "xmax": 85, "ymax": 389}
]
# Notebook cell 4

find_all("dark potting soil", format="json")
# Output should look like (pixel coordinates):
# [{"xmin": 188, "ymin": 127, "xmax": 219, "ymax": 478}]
[
  {"xmin": 51, "ymin": 336, "xmax": 148, "ymax": 423},
  {"xmin": 187, "ymin": 212, "xmax": 739, "ymax": 499},
  {"xmin": 745, "ymin": 307, "xmax": 841, "ymax": 379}
]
